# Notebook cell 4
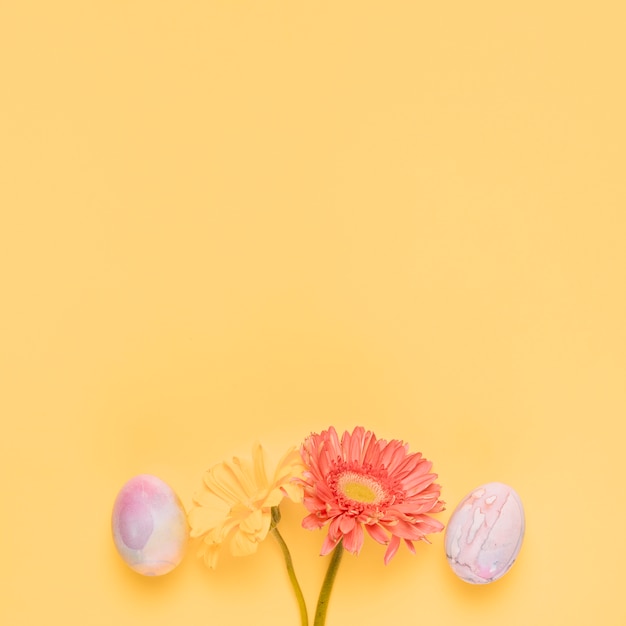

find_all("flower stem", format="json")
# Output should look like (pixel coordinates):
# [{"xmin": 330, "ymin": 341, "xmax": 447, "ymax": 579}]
[
  {"xmin": 270, "ymin": 517, "xmax": 309, "ymax": 626},
  {"xmin": 314, "ymin": 541, "xmax": 344, "ymax": 626}
]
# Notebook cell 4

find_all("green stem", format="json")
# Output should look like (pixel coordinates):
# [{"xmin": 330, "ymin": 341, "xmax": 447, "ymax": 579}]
[
  {"xmin": 271, "ymin": 524, "xmax": 309, "ymax": 626},
  {"xmin": 314, "ymin": 541, "xmax": 344, "ymax": 626}
]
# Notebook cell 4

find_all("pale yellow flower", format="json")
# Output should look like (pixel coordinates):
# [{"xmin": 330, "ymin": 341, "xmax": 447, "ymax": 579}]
[{"xmin": 188, "ymin": 443, "xmax": 304, "ymax": 568}]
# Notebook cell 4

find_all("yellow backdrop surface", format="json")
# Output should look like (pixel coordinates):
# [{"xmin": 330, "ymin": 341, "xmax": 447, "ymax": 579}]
[{"xmin": 1, "ymin": 2, "xmax": 625, "ymax": 625}]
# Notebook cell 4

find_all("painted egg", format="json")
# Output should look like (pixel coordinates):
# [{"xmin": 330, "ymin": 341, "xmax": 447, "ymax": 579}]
[
  {"xmin": 112, "ymin": 474, "xmax": 188, "ymax": 576},
  {"xmin": 445, "ymin": 482, "xmax": 525, "ymax": 584}
]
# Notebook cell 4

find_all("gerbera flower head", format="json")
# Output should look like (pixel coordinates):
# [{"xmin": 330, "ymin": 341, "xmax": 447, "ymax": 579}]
[
  {"xmin": 188, "ymin": 443, "xmax": 304, "ymax": 569},
  {"xmin": 300, "ymin": 426, "xmax": 445, "ymax": 565}
]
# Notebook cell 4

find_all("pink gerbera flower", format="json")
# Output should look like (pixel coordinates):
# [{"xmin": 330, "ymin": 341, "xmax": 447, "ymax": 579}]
[{"xmin": 300, "ymin": 426, "xmax": 445, "ymax": 564}]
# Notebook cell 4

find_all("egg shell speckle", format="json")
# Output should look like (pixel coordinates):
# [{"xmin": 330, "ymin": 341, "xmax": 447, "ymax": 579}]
[
  {"xmin": 445, "ymin": 482, "xmax": 525, "ymax": 584},
  {"xmin": 112, "ymin": 474, "xmax": 189, "ymax": 576}
]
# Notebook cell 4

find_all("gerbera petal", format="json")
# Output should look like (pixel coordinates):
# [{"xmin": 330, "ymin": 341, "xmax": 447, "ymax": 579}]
[
  {"xmin": 385, "ymin": 518, "xmax": 424, "ymax": 540},
  {"xmin": 328, "ymin": 426, "xmax": 341, "ymax": 453},
  {"xmin": 239, "ymin": 508, "xmax": 266, "ymax": 535},
  {"xmin": 187, "ymin": 500, "xmax": 229, "ymax": 537},
  {"xmin": 303, "ymin": 513, "xmax": 326, "ymax": 530},
  {"xmin": 273, "ymin": 448, "xmax": 304, "ymax": 483},
  {"xmin": 303, "ymin": 493, "xmax": 327, "ymax": 512},
  {"xmin": 320, "ymin": 532, "xmax": 341, "ymax": 556},
  {"xmin": 279, "ymin": 481, "xmax": 304, "ymax": 503},
  {"xmin": 346, "ymin": 426, "xmax": 365, "ymax": 463},
  {"xmin": 328, "ymin": 516, "xmax": 343, "ymax": 543},
  {"xmin": 252, "ymin": 442, "xmax": 269, "ymax": 490},
  {"xmin": 365, "ymin": 523, "xmax": 390, "ymax": 545},
  {"xmin": 204, "ymin": 462, "xmax": 251, "ymax": 505},
  {"xmin": 265, "ymin": 486, "xmax": 289, "ymax": 508},
  {"xmin": 429, "ymin": 498, "xmax": 446, "ymax": 514},
  {"xmin": 390, "ymin": 500, "xmax": 440, "ymax": 516},
  {"xmin": 230, "ymin": 456, "xmax": 259, "ymax": 497},
  {"xmin": 394, "ymin": 452, "xmax": 425, "ymax": 477},
  {"xmin": 231, "ymin": 528, "xmax": 259, "ymax": 557},
  {"xmin": 382, "ymin": 441, "xmax": 409, "ymax": 472},
  {"xmin": 343, "ymin": 522, "xmax": 364, "ymax": 555},
  {"xmin": 339, "ymin": 515, "xmax": 356, "ymax": 534},
  {"xmin": 359, "ymin": 429, "xmax": 377, "ymax": 463},
  {"xmin": 384, "ymin": 534, "xmax": 401, "ymax": 565},
  {"xmin": 200, "ymin": 543, "xmax": 220, "ymax": 569},
  {"xmin": 402, "ymin": 471, "xmax": 438, "ymax": 494},
  {"xmin": 415, "ymin": 515, "xmax": 445, "ymax": 534}
]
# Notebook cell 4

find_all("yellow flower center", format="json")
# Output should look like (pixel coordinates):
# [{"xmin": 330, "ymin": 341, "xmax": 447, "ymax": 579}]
[{"xmin": 337, "ymin": 471, "xmax": 385, "ymax": 504}]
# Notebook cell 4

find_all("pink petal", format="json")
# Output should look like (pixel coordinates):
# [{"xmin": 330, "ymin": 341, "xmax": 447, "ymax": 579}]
[
  {"xmin": 360, "ymin": 430, "xmax": 377, "ymax": 463},
  {"xmin": 394, "ymin": 453, "xmax": 424, "ymax": 477},
  {"xmin": 402, "ymin": 472, "xmax": 437, "ymax": 494},
  {"xmin": 384, "ymin": 535, "xmax": 401, "ymax": 565},
  {"xmin": 339, "ymin": 515, "xmax": 356, "ymax": 534},
  {"xmin": 328, "ymin": 427, "xmax": 341, "ymax": 455},
  {"xmin": 321, "ymin": 532, "xmax": 340, "ymax": 556},
  {"xmin": 380, "ymin": 440, "xmax": 407, "ymax": 471},
  {"xmin": 343, "ymin": 522, "xmax": 364, "ymax": 554},
  {"xmin": 328, "ymin": 516, "xmax": 343, "ymax": 542},
  {"xmin": 387, "ymin": 443, "xmax": 409, "ymax": 472},
  {"xmin": 317, "ymin": 450, "xmax": 332, "ymax": 475},
  {"xmin": 302, "ymin": 513, "xmax": 326, "ymax": 530},
  {"xmin": 347, "ymin": 426, "xmax": 365, "ymax": 463},
  {"xmin": 391, "ymin": 498, "xmax": 441, "ymax": 516},
  {"xmin": 365, "ymin": 523, "xmax": 389, "ymax": 545},
  {"xmin": 415, "ymin": 516, "xmax": 445, "ymax": 534},
  {"xmin": 389, "ymin": 519, "xmax": 424, "ymax": 540}
]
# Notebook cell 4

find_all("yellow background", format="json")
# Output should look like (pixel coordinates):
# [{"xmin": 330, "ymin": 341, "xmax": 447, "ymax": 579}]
[{"xmin": 1, "ymin": 2, "xmax": 625, "ymax": 625}]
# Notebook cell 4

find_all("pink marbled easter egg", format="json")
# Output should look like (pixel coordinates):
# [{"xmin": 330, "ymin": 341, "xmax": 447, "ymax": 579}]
[
  {"xmin": 445, "ymin": 482, "xmax": 525, "ymax": 584},
  {"xmin": 112, "ymin": 474, "xmax": 188, "ymax": 576}
]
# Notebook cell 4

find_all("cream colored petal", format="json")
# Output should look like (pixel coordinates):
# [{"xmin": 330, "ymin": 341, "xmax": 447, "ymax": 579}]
[
  {"xmin": 228, "ymin": 502, "xmax": 253, "ymax": 520},
  {"xmin": 264, "ymin": 486, "xmax": 286, "ymax": 508},
  {"xmin": 189, "ymin": 490, "xmax": 231, "ymax": 523},
  {"xmin": 203, "ymin": 461, "xmax": 252, "ymax": 504},
  {"xmin": 188, "ymin": 498, "xmax": 230, "ymax": 536},
  {"xmin": 239, "ymin": 508, "xmax": 269, "ymax": 536},
  {"xmin": 217, "ymin": 514, "xmax": 243, "ymax": 541},
  {"xmin": 279, "ymin": 481, "xmax": 304, "ymax": 503},
  {"xmin": 252, "ymin": 442, "xmax": 270, "ymax": 491},
  {"xmin": 200, "ymin": 543, "xmax": 220, "ymax": 569},
  {"xmin": 192, "ymin": 484, "xmax": 226, "ymax": 508},
  {"xmin": 230, "ymin": 529, "xmax": 260, "ymax": 557},
  {"xmin": 272, "ymin": 448, "xmax": 305, "ymax": 484},
  {"xmin": 230, "ymin": 455, "xmax": 259, "ymax": 497}
]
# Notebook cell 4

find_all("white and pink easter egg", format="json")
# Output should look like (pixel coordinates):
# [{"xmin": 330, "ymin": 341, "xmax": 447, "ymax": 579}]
[
  {"xmin": 112, "ymin": 474, "xmax": 188, "ymax": 576},
  {"xmin": 445, "ymin": 482, "xmax": 525, "ymax": 584}
]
